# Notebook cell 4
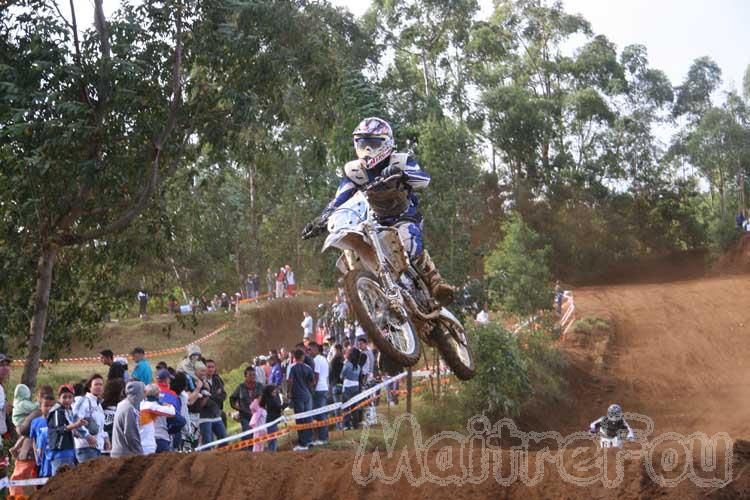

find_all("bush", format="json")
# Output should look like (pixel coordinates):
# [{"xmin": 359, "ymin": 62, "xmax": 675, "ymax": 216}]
[
  {"xmin": 708, "ymin": 213, "xmax": 741, "ymax": 251},
  {"xmin": 460, "ymin": 322, "xmax": 533, "ymax": 419}
]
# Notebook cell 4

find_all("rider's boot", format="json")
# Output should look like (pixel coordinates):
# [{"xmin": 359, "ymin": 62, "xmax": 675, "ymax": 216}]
[{"xmin": 413, "ymin": 249, "xmax": 454, "ymax": 307}]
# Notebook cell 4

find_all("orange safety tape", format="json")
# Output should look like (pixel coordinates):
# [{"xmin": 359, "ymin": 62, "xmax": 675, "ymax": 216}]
[
  {"xmin": 11, "ymin": 323, "xmax": 231, "ymax": 366},
  {"xmin": 216, "ymin": 428, "xmax": 291, "ymax": 452}
]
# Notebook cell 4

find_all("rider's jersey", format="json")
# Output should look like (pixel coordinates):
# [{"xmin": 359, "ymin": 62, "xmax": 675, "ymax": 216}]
[
  {"xmin": 589, "ymin": 416, "xmax": 635, "ymax": 439},
  {"xmin": 326, "ymin": 153, "xmax": 430, "ymax": 221}
]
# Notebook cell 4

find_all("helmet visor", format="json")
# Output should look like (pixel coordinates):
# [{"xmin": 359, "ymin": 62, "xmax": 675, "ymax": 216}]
[{"xmin": 354, "ymin": 137, "xmax": 386, "ymax": 150}]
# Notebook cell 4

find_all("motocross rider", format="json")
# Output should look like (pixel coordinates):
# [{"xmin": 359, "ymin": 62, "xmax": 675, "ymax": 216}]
[
  {"xmin": 589, "ymin": 404, "xmax": 636, "ymax": 442},
  {"xmin": 302, "ymin": 117, "xmax": 454, "ymax": 306}
]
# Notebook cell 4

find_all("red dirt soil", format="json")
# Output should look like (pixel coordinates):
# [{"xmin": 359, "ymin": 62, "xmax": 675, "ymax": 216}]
[
  {"xmin": 714, "ymin": 234, "xmax": 750, "ymax": 275},
  {"xmin": 33, "ymin": 275, "xmax": 750, "ymax": 499}
]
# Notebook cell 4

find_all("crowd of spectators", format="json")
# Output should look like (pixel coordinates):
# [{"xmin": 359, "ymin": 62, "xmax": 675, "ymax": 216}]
[{"xmin": 0, "ymin": 324, "xmax": 402, "ymax": 493}]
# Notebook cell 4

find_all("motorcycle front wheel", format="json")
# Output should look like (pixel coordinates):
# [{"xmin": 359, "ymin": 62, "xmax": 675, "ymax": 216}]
[
  {"xmin": 344, "ymin": 269, "xmax": 421, "ymax": 367},
  {"xmin": 433, "ymin": 317, "xmax": 476, "ymax": 380}
]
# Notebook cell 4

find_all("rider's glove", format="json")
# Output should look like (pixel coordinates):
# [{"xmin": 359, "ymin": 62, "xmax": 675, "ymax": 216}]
[
  {"xmin": 380, "ymin": 164, "xmax": 404, "ymax": 178},
  {"xmin": 301, "ymin": 209, "xmax": 332, "ymax": 240}
]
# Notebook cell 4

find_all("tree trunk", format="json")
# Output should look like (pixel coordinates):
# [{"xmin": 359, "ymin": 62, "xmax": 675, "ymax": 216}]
[
  {"xmin": 22, "ymin": 245, "xmax": 59, "ymax": 390},
  {"xmin": 247, "ymin": 164, "xmax": 259, "ymax": 273}
]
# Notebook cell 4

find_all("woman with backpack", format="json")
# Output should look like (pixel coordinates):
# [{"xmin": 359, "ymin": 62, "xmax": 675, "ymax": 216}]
[{"xmin": 47, "ymin": 385, "xmax": 89, "ymax": 475}]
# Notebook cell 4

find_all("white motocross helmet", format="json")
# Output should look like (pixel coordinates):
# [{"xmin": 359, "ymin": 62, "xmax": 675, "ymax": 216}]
[
  {"xmin": 352, "ymin": 117, "xmax": 394, "ymax": 169},
  {"xmin": 607, "ymin": 403, "xmax": 622, "ymax": 421}
]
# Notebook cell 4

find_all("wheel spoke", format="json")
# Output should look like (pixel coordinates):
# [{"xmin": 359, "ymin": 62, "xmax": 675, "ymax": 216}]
[{"xmin": 356, "ymin": 277, "xmax": 415, "ymax": 356}]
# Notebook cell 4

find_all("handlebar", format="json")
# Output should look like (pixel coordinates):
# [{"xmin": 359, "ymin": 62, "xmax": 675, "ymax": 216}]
[{"xmin": 365, "ymin": 174, "xmax": 403, "ymax": 193}]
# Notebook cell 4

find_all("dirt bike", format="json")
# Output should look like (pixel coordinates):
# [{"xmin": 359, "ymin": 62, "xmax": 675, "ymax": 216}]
[
  {"xmin": 303, "ymin": 174, "xmax": 475, "ymax": 380},
  {"xmin": 590, "ymin": 429, "xmax": 635, "ymax": 449}
]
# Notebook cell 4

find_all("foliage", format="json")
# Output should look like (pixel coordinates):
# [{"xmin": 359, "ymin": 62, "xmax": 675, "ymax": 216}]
[
  {"xmin": 460, "ymin": 322, "xmax": 532, "ymax": 419},
  {"xmin": 485, "ymin": 214, "xmax": 552, "ymax": 317}
]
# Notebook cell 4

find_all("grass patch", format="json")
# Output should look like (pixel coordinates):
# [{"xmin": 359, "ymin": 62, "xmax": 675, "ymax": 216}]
[{"xmin": 574, "ymin": 316, "xmax": 610, "ymax": 335}]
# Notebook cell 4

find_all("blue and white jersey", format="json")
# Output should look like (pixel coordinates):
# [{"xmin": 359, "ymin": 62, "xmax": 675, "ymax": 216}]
[{"xmin": 327, "ymin": 153, "xmax": 430, "ymax": 215}]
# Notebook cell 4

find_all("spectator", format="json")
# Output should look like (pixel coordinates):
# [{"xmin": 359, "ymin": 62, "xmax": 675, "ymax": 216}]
[
  {"xmin": 100, "ymin": 349, "xmax": 128, "ymax": 381},
  {"xmin": 111, "ymin": 381, "xmax": 145, "ymax": 458},
  {"xmin": 9, "ymin": 385, "xmax": 52, "ymax": 496},
  {"xmin": 191, "ymin": 362, "xmax": 226, "ymax": 445},
  {"xmin": 554, "ymin": 281, "xmax": 563, "ymax": 314},
  {"xmin": 266, "ymin": 268, "xmax": 274, "ymax": 299},
  {"xmin": 137, "ymin": 289, "xmax": 148, "ymax": 318},
  {"xmin": 47, "ymin": 385, "xmax": 87, "ymax": 475},
  {"xmin": 230, "ymin": 367, "xmax": 264, "ymax": 432},
  {"xmin": 101, "ymin": 378, "xmax": 125, "ymax": 444},
  {"xmin": 260, "ymin": 384, "xmax": 283, "ymax": 452},
  {"xmin": 249, "ymin": 397, "xmax": 267, "ymax": 453},
  {"xmin": 301, "ymin": 311, "xmax": 313, "ymax": 340},
  {"xmin": 737, "ymin": 212, "xmax": 746, "ymax": 229},
  {"xmin": 221, "ymin": 292, "xmax": 230, "ymax": 311},
  {"xmin": 379, "ymin": 351, "xmax": 403, "ymax": 406},
  {"xmin": 269, "ymin": 356, "xmax": 283, "ymax": 387},
  {"xmin": 329, "ymin": 344, "xmax": 344, "ymax": 429},
  {"xmin": 253, "ymin": 357, "xmax": 267, "ymax": 385},
  {"xmin": 287, "ymin": 349, "xmax": 314, "ymax": 451},
  {"xmin": 261, "ymin": 357, "xmax": 271, "ymax": 382},
  {"xmin": 12, "ymin": 384, "xmax": 38, "ymax": 428},
  {"xmin": 170, "ymin": 372, "xmax": 201, "ymax": 451},
  {"xmin": 178, "ymin": 344, "xmax": 202, "ymax": 390},
  {"xmin": 341, "ymin": 348, "xmax": 362, "ymax": 430},
  {"xmin": 285, "ymin": 265, "xmax": 296, "ymax": 296},
  {"xmin": 72, "ymin": 374, "xmax": 109, "ymax": 463},
  {"xmin": 246, "ymin": 274, "xmax": 255, "ymax": 299},
  {"xmin": 130, "ymin": 347, "xmax": 153, "ymax": 384},
  {"xmin": 310, "ymin": 342, "xmax": 330, "ymax": 446},
  {"xmin": 475, "ymin": 305, "xmax": 489, "ymax": 325},
  {"xmin": 206, "ymin": 359, "xmax": 227, "ymax": 428},
  {"xmin": 156, "ymin": 370, "xmax": 183, "ymax": 452},
  {"xmin": 0, "ymin": 353, "xmax": 12, "ymax": 461},
  {"xmin": 275, "ymin": 267, "xmax": 287, "ymax": 299},
  {"xmin": 252, "ymin": 274, "xmax": 260, "ymax": 299},
  {"xmin": 139, "ymin": 384, "xmax": 175, "ymax": 455},
  {"xmin": 30, "ymin": 394, "xmax": 56, "ymax": 479},
  {"xmin": 357, "ymin": 337, "xmax": 375, "ymax": 385}
]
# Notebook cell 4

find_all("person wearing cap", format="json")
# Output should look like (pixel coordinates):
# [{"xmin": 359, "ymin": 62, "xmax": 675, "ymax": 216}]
[
  {"xmin": 47, "ymin": 385, "xmax": 88, "ymax": 475},
  {"xmin": 156, "ymin": 369, "xmax": 184, "ymax": 452},
  {"xmin": 130, "ymin": 347, "xmax": 153, "ymax": 385},
  {"xmin": 111, "ymin": 381, "xmax": 144, "ymax": 457}
]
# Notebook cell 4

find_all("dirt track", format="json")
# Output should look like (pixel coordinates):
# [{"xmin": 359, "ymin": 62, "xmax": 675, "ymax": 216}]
[{"xmin": 33, "ymin": 275, "xmax": 750, "ymax": 499}]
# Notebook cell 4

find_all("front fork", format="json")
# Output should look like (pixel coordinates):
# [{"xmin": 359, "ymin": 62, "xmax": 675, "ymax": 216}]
[{"xmin": 364, "ymin": 222, "xmax": 407, "ymax": 323}]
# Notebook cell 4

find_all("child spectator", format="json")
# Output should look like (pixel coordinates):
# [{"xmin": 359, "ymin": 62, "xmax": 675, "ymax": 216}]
[
  {"xmin": 260, "ymin": 385, "xmax": 283, "ymax": 452},
  {"xmin": 31, "ymin": 394, "xmax": 56, "ymax": 478},
  {"xmin": 249, "ymin": 397, "xmax": 267, "ymax": 452},
  {"xmin": 12, "ymin": 383, "xmax": 39, "ymax": 428},
  {"xmin": 47, "ymin": 385, "xmax": 88, "ymax": 475}
]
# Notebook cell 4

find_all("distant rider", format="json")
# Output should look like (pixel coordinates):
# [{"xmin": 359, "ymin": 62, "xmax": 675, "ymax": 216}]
[
  {"xmin": 589, "ymin": 403, "xmax": 635, "ymax": 443},
  {"xmin": 301, "ymin": 117, "xmax": 453, "ymax": 306}
]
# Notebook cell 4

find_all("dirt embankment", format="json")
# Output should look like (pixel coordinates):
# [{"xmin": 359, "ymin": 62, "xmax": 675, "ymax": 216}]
[{"xmin": 713, "ymin": 233, "xmax": 750, "ymax": 275}]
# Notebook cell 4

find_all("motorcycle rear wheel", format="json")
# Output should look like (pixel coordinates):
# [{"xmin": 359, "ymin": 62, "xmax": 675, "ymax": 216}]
[
  {"xmin": 345, "ymin": 269, "xmax": 421, "ymax": 367},
  {"xmin": 433, "ymin": 318, "xmax": 475, "ymax": 380}
]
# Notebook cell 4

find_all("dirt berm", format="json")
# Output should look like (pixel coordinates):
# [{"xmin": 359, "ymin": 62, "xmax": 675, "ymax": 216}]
[{"xmin": 34, "ymin": 272, "xmax": 750, "ymax": 499}]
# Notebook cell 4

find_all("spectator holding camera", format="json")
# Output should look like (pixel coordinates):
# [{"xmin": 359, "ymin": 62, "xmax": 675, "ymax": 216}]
[{"xmin": 72, "ymin": 374, "xmax": 109, "ymax": 463}]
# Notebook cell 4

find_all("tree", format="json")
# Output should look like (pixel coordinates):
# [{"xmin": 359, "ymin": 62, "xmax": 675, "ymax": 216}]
[
  {"xmin": 0, "ymin": 0, "xmax": 187, "ymax": 388},
  {"xmin": 485, "ymin": 214, "xmax": 552, "ymax": 318}
]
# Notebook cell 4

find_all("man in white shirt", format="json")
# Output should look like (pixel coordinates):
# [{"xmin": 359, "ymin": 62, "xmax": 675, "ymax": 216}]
[
  {"xmin": 301, "ymin": 311, "xmax": 314, "ymax": 339},
  {"xmin": 310, "ymin": 342, "xmax": 330, "ymax": 446},
  {"xmin": 357, "ymin": 337, "xmax": 375, "ymax": 384}
]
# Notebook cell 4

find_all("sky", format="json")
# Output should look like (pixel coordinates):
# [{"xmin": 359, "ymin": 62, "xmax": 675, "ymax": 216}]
[{"xmin": 329, "ymin": 0, "xmax": 750, "ymax": 95}]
